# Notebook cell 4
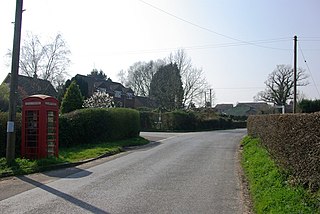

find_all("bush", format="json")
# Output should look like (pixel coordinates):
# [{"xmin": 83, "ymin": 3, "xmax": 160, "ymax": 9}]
[
  {"xmin": 139, "ymin": 110, "xmax": 237, "ymax": 131},
  {"xmin": 59, "ymin": 108, "xmax": 140, "ymax": 147},
  {"xmin": 299, "ymin": 99, "xmax": 320, "ymax": 113},
  {"xmin": 139, "ymin": 111, "xmax": 159, "ymax": 131},
  {"xmin": 247, "ymin": 113, "xmax": 320, "ymax": 192},
  {"xmin": 60, "ymin": 81, "xmax": 83, "ymax": 114},
  {"xmin": 162, "ymin": 111, "xmax": 196, "ymax": 131},
  {"xmin": 0, "ymin": 108, "xmax": 140, "ymax": 158},
  {"xmin": 0, "ymin": 112, "xmax": 22, "ymax": 158}
]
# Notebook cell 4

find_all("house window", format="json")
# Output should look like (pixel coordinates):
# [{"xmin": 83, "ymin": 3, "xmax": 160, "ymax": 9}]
[
  {"xmin": 127, "ymin": 93, "xmax": 133, "ymax": 99},
  {"xmin": 115, "ymin": 91, "xmax": 122, "ymax": 98},
  {"xmin": 97, "ymin": 87, "xmax": 106, "ymax": 93}
]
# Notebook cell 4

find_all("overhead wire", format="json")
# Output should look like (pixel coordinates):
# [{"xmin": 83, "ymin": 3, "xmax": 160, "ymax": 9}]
[
  {"xmin": 298, "ymin": 43, "xmax": 320, "ymax": 98},
  {"xmin": 107, "ymin": 38, "xmax": 291, "ymax": 56},
  {"xmin": 137, "ymin": 0, "xmax": 291, "ymax": 50}
]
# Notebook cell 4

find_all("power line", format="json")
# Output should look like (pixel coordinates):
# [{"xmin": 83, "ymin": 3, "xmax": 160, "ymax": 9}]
[
  {"xmin": 104, "ymin": 38, "xmax": 292, "ymax": 56},
  {"xmin": 214, "ymin": 87, "xmax": 264, "ymax": 90},
  {"xmin": 137, "ymin": 0, "xmax": 291, "ymax": 50},
  {"xmin": 299, "ymin": 44, "xmax": 320, "ymax": 98}
]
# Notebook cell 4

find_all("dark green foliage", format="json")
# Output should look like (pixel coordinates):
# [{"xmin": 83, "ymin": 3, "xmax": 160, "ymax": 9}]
[
  {"xmin": 0, "ymin": 112, "xmax": 22, "ymax": 158},
  {"xmin": 299, "ymin": 99, "xmax": 320, "ymax": 113},
  {"xmin": 71, "ymin": 75, "xmax": 89, "ymax": 98},
  {"xmin": 150, "ymin": 63, "xmax": 184, "ymax": 110},
  {"xmin": 139, "ymin": 110, "xmax": 237, "ymax": 131},
  {"xmin": 57, "ymin": 79, "xmax": 71, "ymax": 106},
  {"xmin": 0, "ymin": 84, "xmax": 9, "ymax": 112},
  {"xmin": 87, "ymin": 68, "xmax": 107, "ymax": 80},
  {"xmin": 59, "ymin": 108, "xmax": 140, "ymax": 147},
  {"xmin": 60, "ymin": 81, "xmax": 83, "ymax": 114},
  {"xmin": 161, "ymin": 111, "xmax": 196, "ymax": 131},
  {"xmin": 139, "ymin": 111, "xmax": 159, "ymax": 131}
]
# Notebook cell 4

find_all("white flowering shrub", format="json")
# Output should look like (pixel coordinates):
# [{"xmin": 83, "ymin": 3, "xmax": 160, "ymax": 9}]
[{"xmin": 82, "ymin": 91, "xmax": 114, "ymax": 108}]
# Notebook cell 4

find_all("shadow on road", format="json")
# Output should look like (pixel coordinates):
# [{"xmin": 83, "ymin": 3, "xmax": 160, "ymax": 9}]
[
  {"xmin": 18, "ymin": 175, "xmax": 110, "ymax": 214},
  {"xmin": 42, "ymin": 167, "xmax": 93, "ymax": 179}
]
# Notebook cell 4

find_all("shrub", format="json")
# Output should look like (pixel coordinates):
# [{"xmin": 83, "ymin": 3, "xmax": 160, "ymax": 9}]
[
  {"xmin": 139, "ymin": 111, "xmax": 159, "ymax": 131},
  {"xmin": 139, "ymin": 110, "xmax": 237, "ymax": 131},
  {"xmin": 82, "ymin": 91, "xmax": 114, "ymax": 108},
  {"xmin": 299, "ymin": 99, "xmax": 320, "ymax": 113},
  {"xmin": 59, "ymin": 108, "xmax": 140, "ymax": 147},
  {"xmin": 60, "ymin": 81, "xmax": 83, "ymax": 114},
  {"xmin": 247, "ymin": 113, "xmax": 320, "ymax": 192},
  {"xmin": 162, "ymin": 111, "xmax": 196, "ymax": 131},
  {"xmin": 0, "ymin": 112, "xmax": 22, "ymax": 158}
]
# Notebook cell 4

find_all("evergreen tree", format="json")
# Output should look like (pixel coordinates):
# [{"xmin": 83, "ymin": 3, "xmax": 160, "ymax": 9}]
[
  {"xmin": 150, "ymin": 63, "xmax": 184, "ymax": 110},
  {"xmin": 87, "ymin": 68, "xmax": 107, "ymax": 80},
  {"xmin": 57, "ymin": 79, "xmax": 71, "ymax": 106},
  {"xmin": 60, "ymin": 81, "xmax": 84, "ymax": 113},
  {"xmin": 71, "ymin": 75, "xmax": 89, "ymax": 98}
]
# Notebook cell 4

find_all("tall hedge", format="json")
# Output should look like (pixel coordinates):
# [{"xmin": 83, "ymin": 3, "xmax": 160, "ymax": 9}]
[
  {"xmin": 139, "ymin": 110, "xmax": 236, "ymax": 131},
  {"xmin": 0, "ymin": 108, "xmax": 140, "ymax": 158},
  {"xmin": 59, "ymin": 108, "xmax": 140, "ymax": 147},
  {"xmin": 247, "ymin": 113, "xmax": 320, "ymax": 192},
  {"xmin": 0, "ymin": 112, "xmax": 21, "ymax": 158}
]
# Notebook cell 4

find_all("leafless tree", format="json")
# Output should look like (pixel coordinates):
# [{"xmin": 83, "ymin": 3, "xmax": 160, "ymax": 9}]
[
  {"xmin": 8, "ymin": 32, "xmax": 71, "ymax": 88},
  {"xmin": 119, "ymin": 60, "xmax": 165, "ymax": 97},
  {"xmin": 254, "ymin": 64, "xmax": 308, "ymax": 105},
  {"xmin": 166, "ymin": 49, "xmax": 210, "ymax": 107}
]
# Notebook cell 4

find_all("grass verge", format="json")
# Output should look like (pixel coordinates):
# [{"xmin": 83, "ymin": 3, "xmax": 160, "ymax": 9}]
[
  {"xmin": 241, "ymin": 136, "xmax": 320, "ymax": 214},
  {"xmin": 0, "ymin": 137, "xmax": 149, "ymax": 177}
]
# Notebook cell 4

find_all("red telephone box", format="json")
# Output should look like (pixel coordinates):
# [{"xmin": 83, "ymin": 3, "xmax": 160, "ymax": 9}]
[{"xmin": 21, "ymin": 95, "xmax": 59, "ymax": 159}]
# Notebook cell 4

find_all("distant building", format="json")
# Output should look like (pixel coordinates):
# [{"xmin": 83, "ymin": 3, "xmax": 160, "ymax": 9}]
[
  {"xmin": 223, "ymin": 102, "xmax": 272, "ymax": 117},
  {"xmin": 134, "ymin": 96, "xmax": 158, "ymax": 109},
  {"xmin": 74, "ymin": 74, "xmax": 135, "ymax": 108},
  {"xmin": 2, "ymin": 73, "xmax": 57, "ymax": 106},
  {"xmin": 214, "ymin": 104, "xmax": 233, "ymax": 114}
]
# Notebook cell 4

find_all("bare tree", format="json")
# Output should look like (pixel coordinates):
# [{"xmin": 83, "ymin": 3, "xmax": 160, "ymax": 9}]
[
  {"xmin": 166, "ymin": 49, "xmax": 210, "ymax": 107},
  {"xmin": 254, "ymin": 64, "xmax": 308, "ymax": 105},
  {"xmin": 8, "ymin": 32, "xmax": 71, "ymax": 88},
  {"xmin": 119, "ymin": 60, "xmax": 165, "ymax": 97}
]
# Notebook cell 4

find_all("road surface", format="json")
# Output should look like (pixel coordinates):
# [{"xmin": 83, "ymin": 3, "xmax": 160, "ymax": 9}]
[{"xmin": 0, "ymin": 129, "xmax": 246, "ymax": 214}]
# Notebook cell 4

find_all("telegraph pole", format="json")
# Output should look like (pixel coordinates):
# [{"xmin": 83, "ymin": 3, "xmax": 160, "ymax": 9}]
[
  {"xmin": 293, "ymin": 35, "xmax": 297, "ymax": 113},
  {"xmin": 6, "ymin": 0, "xmax": 23, "ymax": 162},
  {"xmin": 209, "ymin": 89, "xmax": 212, "ymax": 108}
]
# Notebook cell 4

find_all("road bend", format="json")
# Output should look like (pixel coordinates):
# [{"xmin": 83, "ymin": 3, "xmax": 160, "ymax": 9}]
[{"xmin": 0, "ymin": 129, "xmax": 246, "ymax": 214}]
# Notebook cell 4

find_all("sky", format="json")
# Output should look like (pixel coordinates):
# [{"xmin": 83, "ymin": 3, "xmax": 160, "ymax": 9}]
[{"xmin": 1, "ymin": 0, "xmax": 320, "ymax": 105}]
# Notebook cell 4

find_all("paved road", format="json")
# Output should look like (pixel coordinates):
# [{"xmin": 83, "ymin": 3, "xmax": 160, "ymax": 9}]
[{"xmin": 0, "ymin": 129, "xmax": 246, "ymax": 214}]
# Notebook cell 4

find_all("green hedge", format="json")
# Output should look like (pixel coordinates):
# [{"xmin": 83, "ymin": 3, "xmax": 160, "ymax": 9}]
[
  {"xmin": 140, "ymin": 110, "xmax": 239, "ymax": 131},
  {"xmin": 0, "ymin": 112, "xmax": 21, "ymax": 158},
  {"xmin": 59, "ymin": 108, "xmax": 140, "ymax": 147},
  {"xmin": 247, "ymin": 113, "xmax": 320, "ymax": 192},
  {"xmin": 0, "ymin": 108, "xmax": 140, "ymax": 157}
]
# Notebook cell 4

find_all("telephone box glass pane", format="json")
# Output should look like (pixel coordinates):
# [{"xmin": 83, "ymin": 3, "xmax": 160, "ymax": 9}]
[
  {"xmin": 25, "ymin": 110, "xmax": 39, "ymax": 158},
  {"xmin": 47, "ymin": 111, "xmax": 56, "ymax": 156}
]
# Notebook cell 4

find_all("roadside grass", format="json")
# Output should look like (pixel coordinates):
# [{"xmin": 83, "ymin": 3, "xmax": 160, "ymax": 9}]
[
  {"xmin": 0, "ymin": 137, "xmax": 149, "ymax": 177},
  {"xmin": 241, "ymin": 136, "xmax": 320, "ymax": 214}
]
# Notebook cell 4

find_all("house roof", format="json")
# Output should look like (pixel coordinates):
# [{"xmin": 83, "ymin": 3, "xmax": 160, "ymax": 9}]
[
  {"xmin": 134, "ymin": 96, "xmax": 157, "ymax": 109},
  {"xmin": 2, "ymin": 73, "xmax": 57, "ymax": 98},
  {"xmin": 224, "ymin": 106, "xmax": 255, "ymax": 116},
  {"xmin": 214, "ymin": 104, "xmax": 233, "ymax": 111},
  {"xmin": 75, "ymin": 74, "xmax": 134, "ymax": 95},
  {"xmin": 236, "ymin": 102, "xmax": 269, "ymax": 109}
]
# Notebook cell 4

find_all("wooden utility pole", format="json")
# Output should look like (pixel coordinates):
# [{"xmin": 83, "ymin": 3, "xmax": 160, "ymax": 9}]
[
  {"xmin": 293, "ymin": 35, "xmax": 297, "ymax": 113},
  {"xmin": 209, "ymin": 89, "xmax": 212, "ymax": 108},
  {"xmin": 6, "ymin": 0, "xmax": 23, "ymax": 162}
]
